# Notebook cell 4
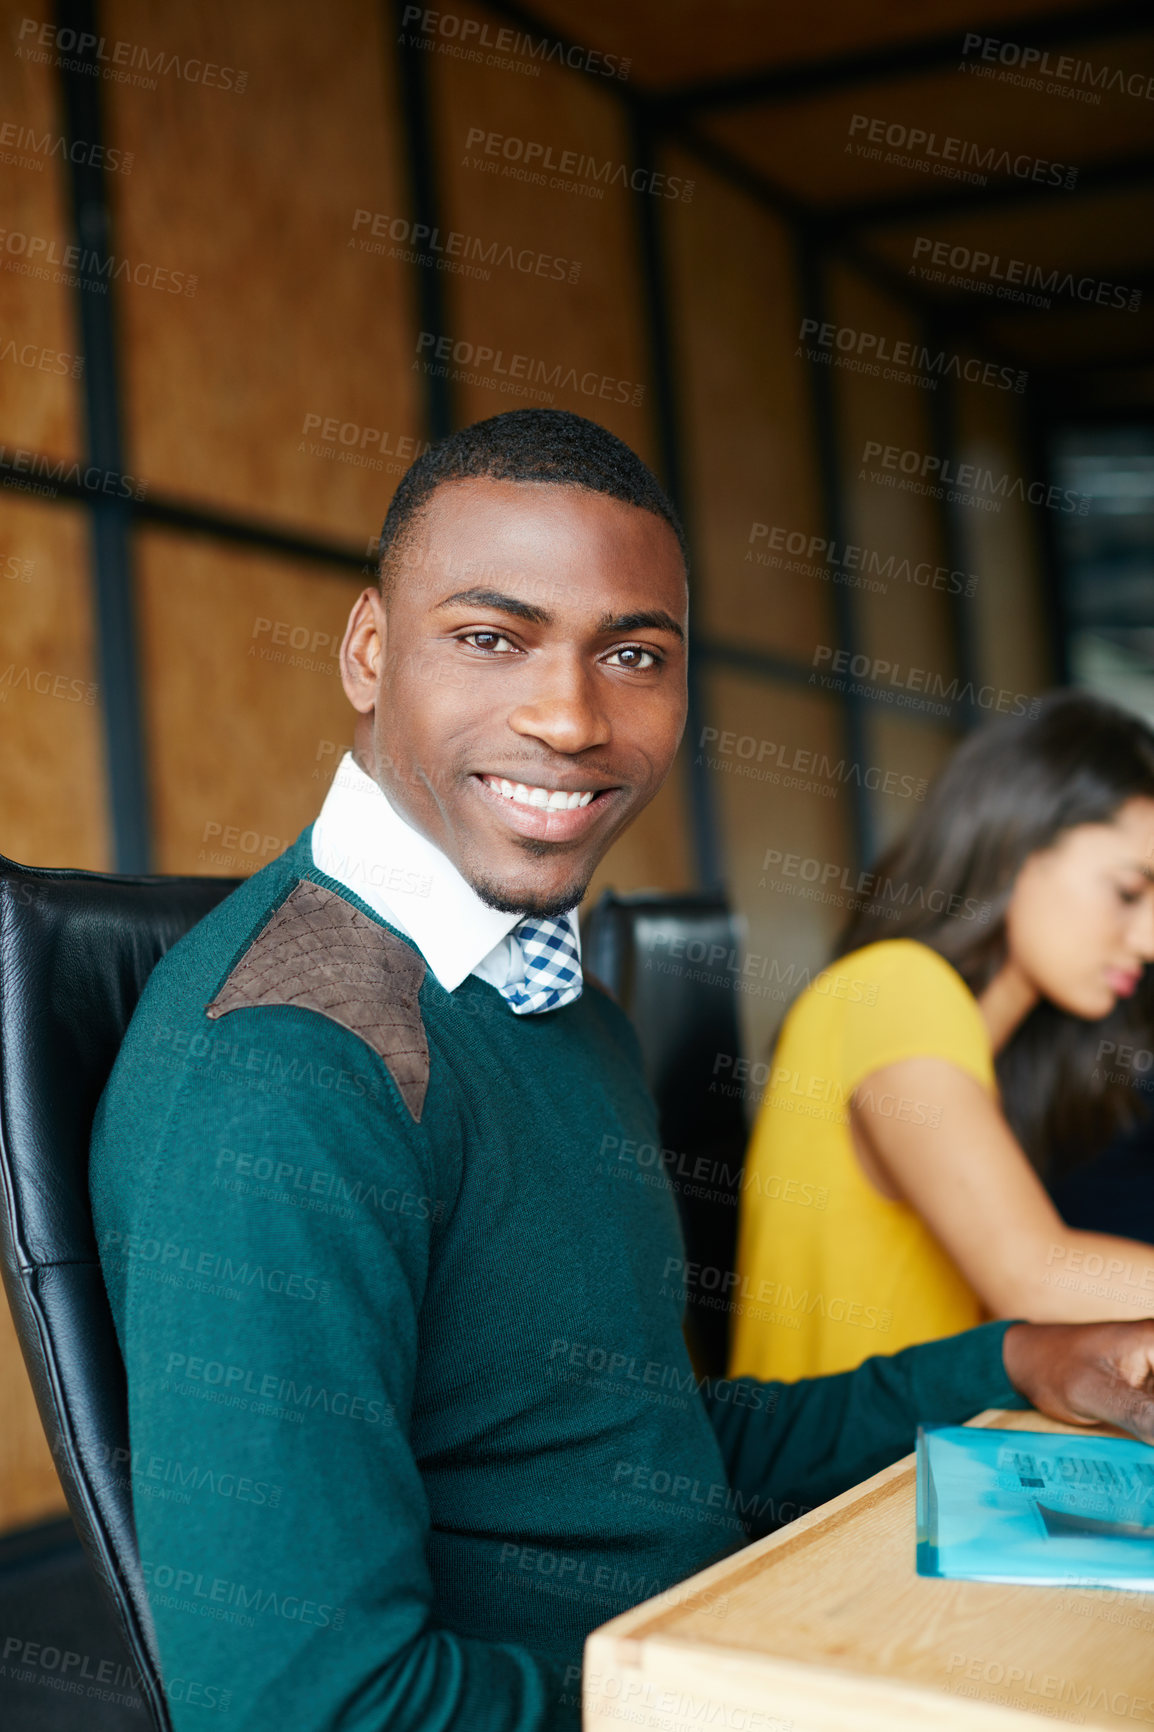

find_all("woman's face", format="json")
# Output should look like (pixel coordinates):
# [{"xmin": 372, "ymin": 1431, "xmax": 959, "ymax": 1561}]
[{"xmin": 1005, "ymin": 795, "xmax": 1154, "ymax": 1018}]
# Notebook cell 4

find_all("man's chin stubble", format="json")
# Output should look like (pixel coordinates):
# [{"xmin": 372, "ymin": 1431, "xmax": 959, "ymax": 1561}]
[{"xmin": 467, "ymin": 857, "xmax": 591, "ymax": 920}]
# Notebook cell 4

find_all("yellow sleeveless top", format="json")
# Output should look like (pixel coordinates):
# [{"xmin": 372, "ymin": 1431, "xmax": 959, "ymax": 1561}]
[{"xmin": 728, "ymin": 939, "xmax": 994, "ymax": 1381}]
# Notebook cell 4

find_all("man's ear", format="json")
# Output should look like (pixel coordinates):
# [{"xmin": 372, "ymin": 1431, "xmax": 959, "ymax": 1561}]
[{"xmin": 340, "ymin": 587, "xmax": 386, "ymax": 716}]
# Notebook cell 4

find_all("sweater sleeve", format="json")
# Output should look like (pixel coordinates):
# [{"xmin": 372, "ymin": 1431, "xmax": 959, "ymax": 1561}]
[
  {"xmin": 94, "ymin": 1005, "xmax": 578, "ymax": 1732},
  {"xmin": 702, "ymin": 1319, "xmax": 1028, "ymax": 1537}
]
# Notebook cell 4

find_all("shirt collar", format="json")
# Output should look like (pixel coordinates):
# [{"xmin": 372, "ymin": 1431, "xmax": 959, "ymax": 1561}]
[{"xmin": 311, "ymin": 752, "xmax": 578, "ymax": 994}]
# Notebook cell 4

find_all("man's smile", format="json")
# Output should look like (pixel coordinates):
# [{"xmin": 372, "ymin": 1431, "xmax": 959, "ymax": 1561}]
[
  {"xmin": 479, "ymin": 773, "xmax": 606, "ymax": 809},
  {"xmin": 470, "ymin": 771, "xmax": 620, "ymax": 841}
]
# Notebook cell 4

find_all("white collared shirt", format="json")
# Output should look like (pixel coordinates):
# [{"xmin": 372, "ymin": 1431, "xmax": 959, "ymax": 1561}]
[{"xmin": 310, "ymin": 752, "xmax": 582, "ymax": 995}]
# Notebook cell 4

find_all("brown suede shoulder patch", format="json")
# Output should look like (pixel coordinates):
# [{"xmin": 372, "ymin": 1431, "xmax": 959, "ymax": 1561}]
[{"xmin": 204, "ymin": 878, "xmax": 429, "ymax": 1123}]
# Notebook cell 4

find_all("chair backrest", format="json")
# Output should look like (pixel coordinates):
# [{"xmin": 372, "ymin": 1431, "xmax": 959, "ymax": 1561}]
[
  {"xmin": 582, "ymin": 889, "xmax": 750, "ymax": 1377},
  {"xmin": 0, "ymin": 856, "xmax": 239, "ymax": 1732}
]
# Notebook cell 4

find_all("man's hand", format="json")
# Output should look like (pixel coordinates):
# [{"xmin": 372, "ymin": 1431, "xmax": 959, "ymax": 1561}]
[{"xmin": 1002, "ymin": 1320, "xmax": 1154, "ymax": 1441}]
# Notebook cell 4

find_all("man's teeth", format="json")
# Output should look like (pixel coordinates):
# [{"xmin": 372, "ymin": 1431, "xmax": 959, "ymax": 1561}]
[{"xmin": 483, "ymin": 776, "xmax": 596, "ymax": 811}]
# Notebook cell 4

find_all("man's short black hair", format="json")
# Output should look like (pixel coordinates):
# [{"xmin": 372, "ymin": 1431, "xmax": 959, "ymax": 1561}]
[{"xmin": 375, "ymin": 408, "xmax": 688, "ymax": 595}]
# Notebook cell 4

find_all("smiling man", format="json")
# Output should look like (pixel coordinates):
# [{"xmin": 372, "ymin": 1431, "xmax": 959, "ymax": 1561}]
[{"xmin": 91, "ymin": 410, "xmax": 1154, "ymax": 1732}]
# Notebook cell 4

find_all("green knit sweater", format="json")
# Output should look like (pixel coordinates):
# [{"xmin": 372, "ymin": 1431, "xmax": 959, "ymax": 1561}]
[{"xmin": 90, "ymin": 832, "xmax": 1023, "ymax": 1730}]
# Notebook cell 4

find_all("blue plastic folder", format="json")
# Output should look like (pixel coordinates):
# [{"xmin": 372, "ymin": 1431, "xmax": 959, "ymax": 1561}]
[{"xmin": 916, "ymin": 1424, "xmax": 1154, "ymax": 1588}]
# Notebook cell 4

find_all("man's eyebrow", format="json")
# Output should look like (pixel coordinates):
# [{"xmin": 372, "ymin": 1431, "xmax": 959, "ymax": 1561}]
[
  {"xmin": 433, "ymin": 588, "xmax": 551, "ymax": 625},
  {"xmin": 596, "ymin": 609, "xmax": 685, "ymax": 643},
  {"xmin": 432, "ymin": 590, "xmax": 686, "ymax": 643}
]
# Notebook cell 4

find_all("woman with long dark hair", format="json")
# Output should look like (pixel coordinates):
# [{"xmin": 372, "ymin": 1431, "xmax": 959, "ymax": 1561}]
[{"xmin": 729, "ymin": 689, "xmax": 1154, "ymax": 1382}]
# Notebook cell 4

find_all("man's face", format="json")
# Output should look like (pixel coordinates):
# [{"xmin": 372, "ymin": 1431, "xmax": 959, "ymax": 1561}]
[{"xmin": 339, "ymin": 477, "xmax": 689, "ymax": 917}]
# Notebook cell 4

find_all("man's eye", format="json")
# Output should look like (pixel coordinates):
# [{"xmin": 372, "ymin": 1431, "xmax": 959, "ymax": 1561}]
[
  {"xmin": 461, "ymin": 631, "xmax": 516, "ymax": 653},
  {"xmin": 606, "ymin": 645, "xmax": 660, "ymax": 671}
]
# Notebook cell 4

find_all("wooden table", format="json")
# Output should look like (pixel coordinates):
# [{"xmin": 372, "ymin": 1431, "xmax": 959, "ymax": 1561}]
[{"xmin": 584, "ymin": 1410, "xmax": 1154, "ymax": 1731}]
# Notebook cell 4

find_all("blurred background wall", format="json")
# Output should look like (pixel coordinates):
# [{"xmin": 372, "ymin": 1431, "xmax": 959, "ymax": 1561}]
[{"xmin": 1, "ymin": 0, "xmax": 1151, "ymax": 1534}]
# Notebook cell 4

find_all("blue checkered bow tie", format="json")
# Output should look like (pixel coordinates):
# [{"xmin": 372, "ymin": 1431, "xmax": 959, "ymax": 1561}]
[{"xmin": 499, "ymin": 914, "xmax": 584, "ymax": 1015}]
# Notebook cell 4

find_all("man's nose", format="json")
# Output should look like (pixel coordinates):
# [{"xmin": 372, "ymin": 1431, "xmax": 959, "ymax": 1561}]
[{"xmin": 506, "ymin": 654, "xmax": 612, "ymax": 754}]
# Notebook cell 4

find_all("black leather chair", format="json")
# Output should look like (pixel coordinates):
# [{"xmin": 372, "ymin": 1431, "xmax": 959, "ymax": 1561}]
[
  {"xmin": 0, "ymin": 856, "xmax": 238, "ymax": 1732},
  {"xmin": 582, "ymin": 889, "xmax": 750, "ymax": 1377}
]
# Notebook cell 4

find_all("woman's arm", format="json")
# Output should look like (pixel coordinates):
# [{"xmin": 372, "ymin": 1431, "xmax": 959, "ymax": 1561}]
[{"xmin": 849, "ymin": 1056, "xmax": 1154, "ymax": 1322}]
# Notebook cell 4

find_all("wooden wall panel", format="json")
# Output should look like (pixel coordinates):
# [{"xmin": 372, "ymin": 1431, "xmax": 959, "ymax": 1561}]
[
  {"xmin": 665, "ymin": 150, "xmax": 830, "ymax": 664},
  {"xmin": 0, "ymin": 1300, "xmax": 66, "ymax": 1532},
  {"xmin": 0, "ymin": 496, "xmax": 104, "ymax": 1536},
  {"xmin": 867, "ymin": 711, "xmax": 957, "ymax": 856},
  {"xmin": 0, "ymin": 498, "xmax": 108, "ymax": 868},
  {"xmin": 102, "ymin": 0, "xmax": 416, "ymax": 544},
  {"xmin": 0, "ymin": 0, "xmax": 83, "ymax": 458},
  {"xmin": 830, "ymin": 265, "xmax": 957, "ymax": 693},
  {"xmin": 0, "ymin": 8, "xmax": 94, "ymax": 1537},
  {"xmin": 953, "ymin": 382, "xmax": 1054, "ymax": 704},
  {"xmin": 134, "ymin": 532, "xmax": 363, "ymax": 873},
  {"xmin": 430, "ymin": 0, "xmax": 652, "ymax": 458},
  {"xmin": 701, "ymin": 670, "xmax": 853, "ymax": 1068}
]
